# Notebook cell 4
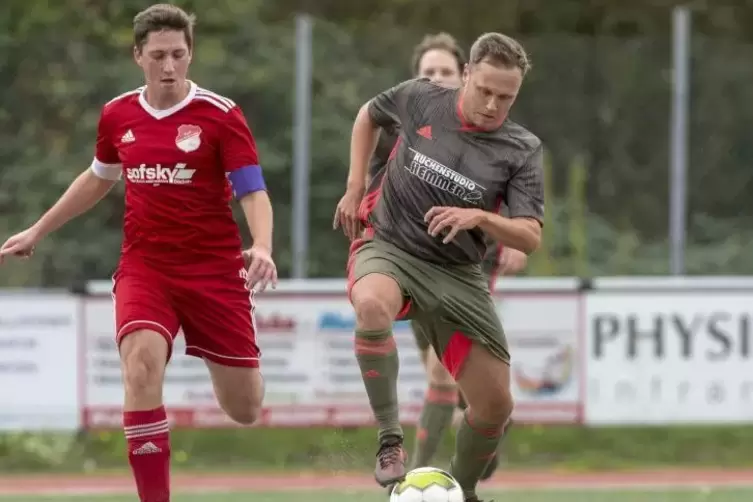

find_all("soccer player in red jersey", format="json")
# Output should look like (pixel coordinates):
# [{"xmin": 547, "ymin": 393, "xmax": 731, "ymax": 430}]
[{"xmin": 0, "ymin": 5, "xmax": 274, "ymax": 502}]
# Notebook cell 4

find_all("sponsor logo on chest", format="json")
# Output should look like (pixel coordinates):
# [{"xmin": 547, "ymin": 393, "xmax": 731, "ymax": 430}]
[
  {"xmin": 406, "ymin": 148, "xmax": 486, "ymax": 203},
  {"xmin": 126, "ymin": 163, "xmax": 196, "ymax": 185}
]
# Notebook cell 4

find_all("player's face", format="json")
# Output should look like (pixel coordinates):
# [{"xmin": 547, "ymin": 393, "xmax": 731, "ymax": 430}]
[
  {"xmin": 417, "ymin": 49, "xmax": 462, "ymax": 88},
  {"xmin": 460, "ymin": 59, "xmax": 522, "ymax": 130},
  {"xmin": 134, "ymin": 29, "xmax": 192, "ymax": 95}
]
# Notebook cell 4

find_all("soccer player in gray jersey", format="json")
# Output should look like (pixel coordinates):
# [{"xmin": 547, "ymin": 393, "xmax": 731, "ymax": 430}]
[
  {"xmin": 364, "ymin": 33, "xmax": 527, "ymax": 483},
  {"xmin": 334, "ymin": 32, "xmax": 543, "ymax": 502}
]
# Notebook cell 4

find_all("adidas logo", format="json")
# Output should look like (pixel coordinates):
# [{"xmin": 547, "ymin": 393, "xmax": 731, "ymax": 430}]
[
  {"xmin": 132, "ymin": 441, "xmax": 161, "ymax": 455},
  {"xmin": 417, "ymin": 125, "xmax": 432, "ymax": 140},
  {"xmin": 121, "ymin": 129, "xmax": 135, "ymax": 143}
]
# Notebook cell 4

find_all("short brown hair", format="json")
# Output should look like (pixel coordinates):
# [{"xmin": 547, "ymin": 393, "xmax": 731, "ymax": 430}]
[
  {"xmin": 133, "ymin": 4, "xmax": 196, "ymax": 51},
  {"xmin": 411, "ymin": 32, "xmax": 466, "ymax": 76},
  {"xmin": 469, "ymin": 32, "xmax": 531, "ymax": 76}
]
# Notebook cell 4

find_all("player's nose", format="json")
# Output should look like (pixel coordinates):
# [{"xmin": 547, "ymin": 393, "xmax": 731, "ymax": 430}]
[
  {"xmin": 162, "ymin": 57, "xmax": 176, "ymax": 73},
  {"xmin": 485, "ymin": 96, "xmax": 498, "ymax": 112}
]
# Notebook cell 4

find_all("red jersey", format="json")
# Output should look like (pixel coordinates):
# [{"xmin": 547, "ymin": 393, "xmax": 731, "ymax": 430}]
[{"xmin": 90, "ymin": 81, "xmax": 259, "ymax": 272}]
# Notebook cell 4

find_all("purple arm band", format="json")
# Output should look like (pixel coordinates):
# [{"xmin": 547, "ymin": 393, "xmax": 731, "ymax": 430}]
[{"xmin": 228, "ymin": 165, "xmax": 266, "ymax": 198}]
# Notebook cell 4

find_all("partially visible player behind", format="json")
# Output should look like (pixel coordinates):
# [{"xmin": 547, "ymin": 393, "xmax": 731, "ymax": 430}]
[
  {"xmin": 0, "ymin": 5, "xmax": 275, "ymax": 502},
  {"xmin": 364, "ymin": 33, "xmax": 528, "ymax": 479}
]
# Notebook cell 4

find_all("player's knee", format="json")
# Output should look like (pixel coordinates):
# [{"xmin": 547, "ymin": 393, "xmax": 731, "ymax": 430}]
[
  {"xmin": 209, "ymin": 364, "xmax": 264, "ymax": 426},
  {"xmin": 474, "ymin": 386, "xmax": 513, "ymax": 426},
  {"xmin": 352, "ymin": 293, "xmax": 395, "ymax": 330},
  {"xmin": 224, "ymin": 399, "xmax": 262, "ymax": 426},
  {"xmin": 120, "ymin": 331, "xmax": 167, "ymax": 400}
]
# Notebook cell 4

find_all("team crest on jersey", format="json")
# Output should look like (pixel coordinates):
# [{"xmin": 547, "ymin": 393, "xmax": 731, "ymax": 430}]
[{"xmin": 175, "ymin": 124, "xmax": 202, "ymax": 153}]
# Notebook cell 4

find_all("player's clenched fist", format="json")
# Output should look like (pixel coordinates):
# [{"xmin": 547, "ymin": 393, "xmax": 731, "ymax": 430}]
[
  {"xmin": 0, "ymin": 227, "xmax": 41, "ymax": 265},
  {"xmin": 242, "ymin": 245, "xmax": 278, "ymax": 292},
  {"xmin": 333, "ymin": 187, "xmax": 365, "ymax": 241}
]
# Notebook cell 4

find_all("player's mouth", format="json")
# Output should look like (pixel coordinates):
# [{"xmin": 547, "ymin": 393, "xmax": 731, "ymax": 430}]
[{"xmin": 161, "ymin": 78, "xmax": 177, "ymax": 85}]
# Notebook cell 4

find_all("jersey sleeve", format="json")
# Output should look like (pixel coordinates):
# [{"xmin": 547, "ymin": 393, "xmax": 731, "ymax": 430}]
[
  {"xmin": 89, "ymin": 107, "xmax": 122, "ymax": 181},
  {"xmin": 506, "ymin": 145, "xmax": 545, "ymax": 224},
  {"xmin": 221, "ymin": 106, "xmax": 266, "ymax": 199},
  {"xmin": 367, "ymin": 78, "xmax": 424, "ymax": 129}
]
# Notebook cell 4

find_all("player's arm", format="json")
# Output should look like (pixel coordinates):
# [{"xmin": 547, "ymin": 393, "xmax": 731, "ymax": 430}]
[
  {"xmin": 478, "ymin": 146, "xmax": 545, "ymax": 254},
  {"xmin": 222, "ymin": 108, "xmax": 272, "ymax": 249},
  {"xmin": 222, "ymin": 106, "xmax": 276, "ymax": 289},
  {"xmin": 348, "ymin": 79, "xmax": 421, "ymax": 193},
  {"xmin": 498, "ymin": 247, "xmax": 528, "ymax": 275},
  {"xmin": 31, "ymin": 110, "xmax": 121, "ymax": 239}
]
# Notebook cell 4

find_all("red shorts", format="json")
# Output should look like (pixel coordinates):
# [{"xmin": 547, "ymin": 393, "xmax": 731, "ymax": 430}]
[{"xmin": 112, "ymin": 260, "xmax": 259, "ymax": 368}]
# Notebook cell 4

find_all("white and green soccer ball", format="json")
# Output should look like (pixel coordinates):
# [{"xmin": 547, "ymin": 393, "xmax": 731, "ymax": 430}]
[{"xmin": 389, "ymin": 467, "xmax": 464, "ymax": 502}]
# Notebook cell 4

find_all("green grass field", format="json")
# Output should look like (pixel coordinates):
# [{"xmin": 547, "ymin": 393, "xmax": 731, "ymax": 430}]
[
  {"xmin": 1, "ymin": 489, "xmax": 753, "ymax": 502},
  {"xmin": 2, "ymin": 470, "xmax": 751, "ymax": 502}
]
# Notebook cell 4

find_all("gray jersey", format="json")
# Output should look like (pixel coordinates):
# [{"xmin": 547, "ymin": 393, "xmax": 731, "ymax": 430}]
[
  {"xmin": 369, "ymin": 126, "xmax": 399, "ymax": 179},
  {"xmin": 366, "ymin": 78, "xmax": 544, "ymax": 265}
]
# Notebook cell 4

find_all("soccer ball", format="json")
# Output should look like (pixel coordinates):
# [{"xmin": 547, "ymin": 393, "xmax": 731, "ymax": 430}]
[{"xmin": 389, "ymin": 467, "xmax": 464, "ymax": 502}]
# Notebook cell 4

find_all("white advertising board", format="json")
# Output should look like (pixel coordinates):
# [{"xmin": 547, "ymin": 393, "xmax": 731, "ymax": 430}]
[
  {"xmin": 0, "ymin": 294, "xmax": 79, "ymax": 430},
  {"xmin": 586, "ymin": 291, "xmax": 753, "ymax": 424},
  {"xmin": 81, "ymin": 289, "xmax": 583, "ymax": 427}
]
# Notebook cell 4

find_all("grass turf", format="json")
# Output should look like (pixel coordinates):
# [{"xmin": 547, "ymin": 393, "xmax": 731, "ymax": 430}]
[{"xmin": 1, "ymin": 488, "xmax": 752, "ymax": 502}]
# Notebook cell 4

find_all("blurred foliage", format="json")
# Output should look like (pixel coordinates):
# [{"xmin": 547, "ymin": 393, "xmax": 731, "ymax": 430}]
[
  {"xmin": 1, "ymin": 1, "xmax": 753, "ymax": 286},
  {"xmin": 4, "ymin": 424, "xmax": 753, "ymax": 472}
]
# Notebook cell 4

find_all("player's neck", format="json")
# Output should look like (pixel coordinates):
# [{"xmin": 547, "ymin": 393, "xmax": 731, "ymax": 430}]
[{"xmin": 143, "ymin": 81, "xmax": 191, "ymax": 110}]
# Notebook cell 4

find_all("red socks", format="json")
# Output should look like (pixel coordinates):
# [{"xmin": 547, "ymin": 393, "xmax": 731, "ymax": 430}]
[{"xmin": 124, "ymin": 407, "xmax": 171, "ymax": 502}]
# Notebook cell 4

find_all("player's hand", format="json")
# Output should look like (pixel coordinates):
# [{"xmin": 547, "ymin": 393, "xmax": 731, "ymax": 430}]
[
  {"xmin": 243, "ymin": 245, "xmax": 277, "ymax": 292},
  {"xmin": 424, "ymin": 207, "xmax": 485, "ymax": 244},
  {"xmin": 333, "ymin": 186, "xmax": 365, "ymax": 241},
  {"xmin": 0, "ymin": 227, "xmax": 41, "ymax": 265},
  {"xmin": 497, "ymin": 247, "xmax": 528, "ymax": 276}
]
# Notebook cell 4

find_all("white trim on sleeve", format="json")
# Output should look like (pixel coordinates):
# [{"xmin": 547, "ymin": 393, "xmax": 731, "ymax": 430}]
[{"xmin": 90, "ymin": 158, "xmax": 122, "ymax": 181}]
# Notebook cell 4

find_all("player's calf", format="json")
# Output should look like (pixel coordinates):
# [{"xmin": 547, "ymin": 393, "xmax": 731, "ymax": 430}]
[
  {"xmin": 119, "ymin": 329, "xmax": 171, "ymax": 502},
  {"xmin": 411, "ymin": 350, "xmax": 458, "ymax": 469},
  {"xmin": 206, "ymin": 360, "xmax": 264, "ymax": 425},
  {"xmin": 350, "ymin": 273, "xmax": 407, "ymax": 486},
  {"xmin": 451, "ymin": 341, "xmax": 513, "ymax": 500}
]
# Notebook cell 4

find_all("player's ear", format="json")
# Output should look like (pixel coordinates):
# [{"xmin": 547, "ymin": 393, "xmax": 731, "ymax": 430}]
[
  {"xmin": 133, "ymin": 45, "xmax": 142, "ymax": 66},
  {"xmin": 462, "ymin": 64, "xmax": 470, "ymax": 85}
]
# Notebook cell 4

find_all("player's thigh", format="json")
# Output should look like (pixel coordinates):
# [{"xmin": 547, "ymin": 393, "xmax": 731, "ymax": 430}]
[
  {"xmin": 348, "ymin": 240, "xmax": 424, "ymax": 326},
  {"xmin": 114, "ymin": 269, "xmax": 180, "ymax": 362},
  {"xmin": 434, "ymin": 280, "xmax": 511, "ymax": 422},
  {"xmin": 454, "ymin": 342, "xmax": 512, "ymax": 424},
  {"xmin": 174, "ymin": 275, "xmax": 263, "ymax": 424},
  {"xmin": 114, "ymin": 269, "xmax": 180, "ymax": 400}
]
